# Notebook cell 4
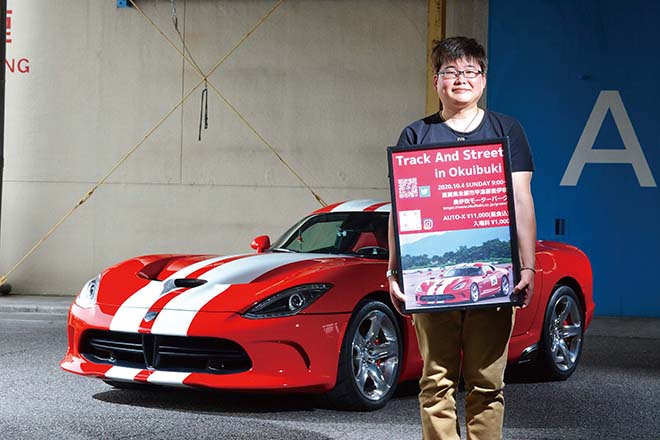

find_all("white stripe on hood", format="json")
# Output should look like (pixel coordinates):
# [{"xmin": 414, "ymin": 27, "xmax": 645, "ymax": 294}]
[
  {"xmin": 110, "ymin": 253, "xmax": 339, "ymax": 334},
  {"xmin": 109, "ymin": 255, "xmax": 236, "ymax": 333}
]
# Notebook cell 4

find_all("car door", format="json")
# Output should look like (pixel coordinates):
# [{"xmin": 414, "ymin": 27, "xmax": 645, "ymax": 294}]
[{"xmin": 482, "ymin": 265, "xmax": 498, "ymax": 295}]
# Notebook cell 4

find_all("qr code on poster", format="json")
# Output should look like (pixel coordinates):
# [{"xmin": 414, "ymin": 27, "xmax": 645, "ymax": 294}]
[{"xmin": 398, "ymin": 178, "xmax": 418, "ymax": 199}]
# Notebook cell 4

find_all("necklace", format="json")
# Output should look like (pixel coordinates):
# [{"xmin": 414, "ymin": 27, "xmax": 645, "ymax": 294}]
[{"xmin": 441, "ymin": 108, "xmax": 481, "ymax": 141}]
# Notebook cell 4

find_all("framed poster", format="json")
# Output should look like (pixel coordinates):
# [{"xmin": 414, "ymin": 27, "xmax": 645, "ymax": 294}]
[{"xmin": 387, "ymin": 138, "xmax": 523, "ymax": 313}]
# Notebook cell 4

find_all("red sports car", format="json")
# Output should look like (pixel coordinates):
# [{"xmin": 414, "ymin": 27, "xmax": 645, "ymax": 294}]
[
  {"xmin": 416, "ymin": 263, "xmax": 511, "ymax": 305},
  {"xmin": 61, "ymin": 199, "xmax": 594, "ymax": 410}
]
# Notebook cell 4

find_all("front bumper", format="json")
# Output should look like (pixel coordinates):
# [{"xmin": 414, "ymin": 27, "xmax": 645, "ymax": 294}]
[
  {"xmin": 61, "ymin": 302, "xmax": 351, "ymax": 392},
  {"xmin": 415, "ymin": 293, "xmax": 456, "ymax": 305}
]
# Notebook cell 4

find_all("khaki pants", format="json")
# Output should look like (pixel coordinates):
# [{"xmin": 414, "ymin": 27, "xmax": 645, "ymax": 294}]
[{"xmin": 413, "ymin": 307, "xmax": 515, "ymax": 440}]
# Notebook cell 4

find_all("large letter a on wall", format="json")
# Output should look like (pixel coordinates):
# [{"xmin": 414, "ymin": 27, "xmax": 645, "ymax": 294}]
[{"xmin": 560, "ymin": 90, "xmax": 656, "ymax": 187}]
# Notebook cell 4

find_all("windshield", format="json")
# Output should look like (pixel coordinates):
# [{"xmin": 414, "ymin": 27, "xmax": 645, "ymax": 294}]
[
  {"xmin": 445, "ymin": 267, "xmax": 482, "ymax": 277},
  {"xmin": 269, "ymin": 212, "xmax": 389, "ymax": 258}
]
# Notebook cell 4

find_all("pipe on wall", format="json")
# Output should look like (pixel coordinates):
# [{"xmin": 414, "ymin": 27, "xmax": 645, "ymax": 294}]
[{"xmin": 0, "ymin": 0, "xmax": 12, "ymax": 295}]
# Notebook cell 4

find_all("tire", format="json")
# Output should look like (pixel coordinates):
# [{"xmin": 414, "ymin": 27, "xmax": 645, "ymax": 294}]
[
  {"xmin": 324, "ymin": 299, "xmax": 402, "ymax": 411},
  {"xmin": 470, "ymin": 283, "xmax": 480, "ymax": 302},
  {"xmin": 536, "ymin": 285, "xmax": 584, "ymax": 380},
  {"xmin": 499, "ymin": 276, "xmax": 510, "ymax": 297}
]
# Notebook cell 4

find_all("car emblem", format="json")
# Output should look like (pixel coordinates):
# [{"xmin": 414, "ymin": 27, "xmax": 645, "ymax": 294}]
[{"xmin": 144, "ymin": 311, "xmax": 159, "ymax": 322}]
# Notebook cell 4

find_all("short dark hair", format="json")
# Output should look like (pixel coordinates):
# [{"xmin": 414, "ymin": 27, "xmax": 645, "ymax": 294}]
[{"xmin": 431, "ymin": 36, "xmax": 487, "ymax": 74}]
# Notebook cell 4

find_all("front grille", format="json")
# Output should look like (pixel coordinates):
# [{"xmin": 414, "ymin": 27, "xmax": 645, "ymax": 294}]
[
  {"xmin": 419, "ymin": 294, "xmax": 455, "ymax": 302},
  {"xmin": 80, "ymin": 330, "xmax": 252, "ymax": 374}
]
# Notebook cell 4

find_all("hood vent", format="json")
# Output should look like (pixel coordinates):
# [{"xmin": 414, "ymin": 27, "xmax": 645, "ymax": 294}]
[
  {"xmin": 173, "ymin": 278, "xmax": 207, "ymax": 288},
  {"xmin": 137, "ymin": 257, "xmax": 181, "ymax": 281},
  {"xmin": 161, "ymin": 278, "xmax": 207, "ymax": 296}
]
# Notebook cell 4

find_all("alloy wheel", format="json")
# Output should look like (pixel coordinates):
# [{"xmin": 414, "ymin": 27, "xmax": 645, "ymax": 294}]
[
  {"xmin": 350, "ymin": 309, "xmax": 400, "ymax": 401},
  {"xmin": 501, "ymin": 276, "xmax": 510, "ymax": 296},
  {"xmin": 470, "ymin": 283, "xmax": 479, "ymax": 302},
  {"xmin": 548, "ymin": 292, "xmax": 583, "ymax": 372}
]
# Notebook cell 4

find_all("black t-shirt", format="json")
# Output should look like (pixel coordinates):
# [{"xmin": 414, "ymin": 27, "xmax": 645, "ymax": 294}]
[{"xmin": 396, "ymin": 111, "xmax": 534, "ymax": 172}]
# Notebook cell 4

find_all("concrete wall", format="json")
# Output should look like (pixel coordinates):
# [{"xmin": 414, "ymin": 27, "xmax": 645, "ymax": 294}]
[
  {"xmin": 445, "ymin": 0, "xmax": 487, "ymax": 48},
  {"xmin": 2, "ymin": 0, "xmax": 428, "ymax": 295},
  {"xmin": 445, "ymin": 0, "xmax": 488, "ymax": 107}
]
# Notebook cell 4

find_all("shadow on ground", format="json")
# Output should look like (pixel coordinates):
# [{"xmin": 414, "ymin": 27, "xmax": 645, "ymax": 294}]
[
  {"xmin": 93, "ymin": 379, "xmax": 421, "ymax": 420},
  {"xmin": 94, "ymin": 387, "xmax": 320, "ymax": 414}
]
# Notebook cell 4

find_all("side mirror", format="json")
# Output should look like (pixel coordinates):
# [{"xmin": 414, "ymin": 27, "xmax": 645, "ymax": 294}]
[{"xmin": 250, "ymin": 235, "xmax": 271, "ymax": 253}]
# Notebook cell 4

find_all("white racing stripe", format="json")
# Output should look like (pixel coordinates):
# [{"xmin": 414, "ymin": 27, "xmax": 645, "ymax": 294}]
[
  {"xmin": 150, "ymin": 253, "xmax": 338, "ymax": 335},
  {"xmin": 105, "ymin": 366, "xmax": 142, "ymax": 381},
  {"xmin": 109, "ymin": 281, "xmax": 164, "ymax": 333},
  {"xmin": 150, "ymin": 284, "xmax": 231, "ymax": 335},
  {"xmin": 330, "ymin": 199, "xmax": 385, "ymax": 212},
  {"xmin": 104, "ymin": 366, "xmax": 190, "ymax": 386},
  {"xmin": 430, "ymin": 278, "xmax": 452, "ymax": 297},
  {"xmin": 109, "ymin": 255, "xmax": 236, "ymax": 333},
  {"xmin": 199, "ymin": 252, "xmax": 336, "ymax": 284},
  {"xmin": 110, "ymin": 253, "xmax": 336, "ymax": 336},
  {"xmin": 147, "ymin": 371, "xmax": 190, "ymax": 387}
]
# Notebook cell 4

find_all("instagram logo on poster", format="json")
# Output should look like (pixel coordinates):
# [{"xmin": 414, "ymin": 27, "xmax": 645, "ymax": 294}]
[{"xmin": 423, "ymin": 218, "xmax": 433, "ymax": 230}]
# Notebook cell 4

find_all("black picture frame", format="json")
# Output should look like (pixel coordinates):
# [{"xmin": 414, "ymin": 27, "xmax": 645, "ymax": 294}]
[{"xmin": 387, "ymin": 137, "xmax": 523, "ymax": 313}]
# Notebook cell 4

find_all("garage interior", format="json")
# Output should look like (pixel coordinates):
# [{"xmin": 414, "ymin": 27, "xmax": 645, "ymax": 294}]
[{"xmin": 1, "ymin": 1, "xmax": 658, "ymax": 314}]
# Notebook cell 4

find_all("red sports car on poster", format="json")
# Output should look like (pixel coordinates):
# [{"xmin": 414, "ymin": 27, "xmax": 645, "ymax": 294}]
[
  {"xmin": 415, "ymin": 263, "xmax": 511, "ymax": 305},
  {"xmin": 61, "ymin": 199, "xmax": 594, "ymax": 410}
]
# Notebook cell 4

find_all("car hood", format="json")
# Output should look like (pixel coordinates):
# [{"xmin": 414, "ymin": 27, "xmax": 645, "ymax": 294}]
[
  {"xmin": 97, "ymin": 252, "xmax": 346, "ymax": 313},
  {"xmin": 432, "ymin": 276, "xmax": 464, "ymax": 289},
  {"xmin": 143, "ymin": 252, "xmax": 339, "ymax": 284},
  {"xmin": 421, "ymin": 276, "xmax": 464, "ymax": 293}
]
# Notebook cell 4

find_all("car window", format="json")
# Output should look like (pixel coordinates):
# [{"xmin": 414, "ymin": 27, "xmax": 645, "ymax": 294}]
[
  {"xmin": 270, "ymin": 212, "xmax": 389, "ymax": 257},
  {"xmin": 446, "ymin": 267, "xmax": 481, "ymax": 277},
  {"xmin": 289, "ymin": 220, "xmax": 344, "ymax": 253}
]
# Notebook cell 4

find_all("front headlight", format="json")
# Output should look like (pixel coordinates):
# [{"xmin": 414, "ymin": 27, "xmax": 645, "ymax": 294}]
[
  {"xmin": 452, "ymin": 281, "xmax": 466, "ymax": 290},
  {"xmin": 75, "ymin": 275, "xmax": 101, "ymax": 308},
  {"xmin": 243, "ymin": 283, "xmax": 332, "ymax": 319}
]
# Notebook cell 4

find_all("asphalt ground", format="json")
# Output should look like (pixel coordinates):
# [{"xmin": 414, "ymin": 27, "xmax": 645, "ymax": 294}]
[{"xmin": 0, "ymin": 295, "xmax": 659, "ymax": 439}]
